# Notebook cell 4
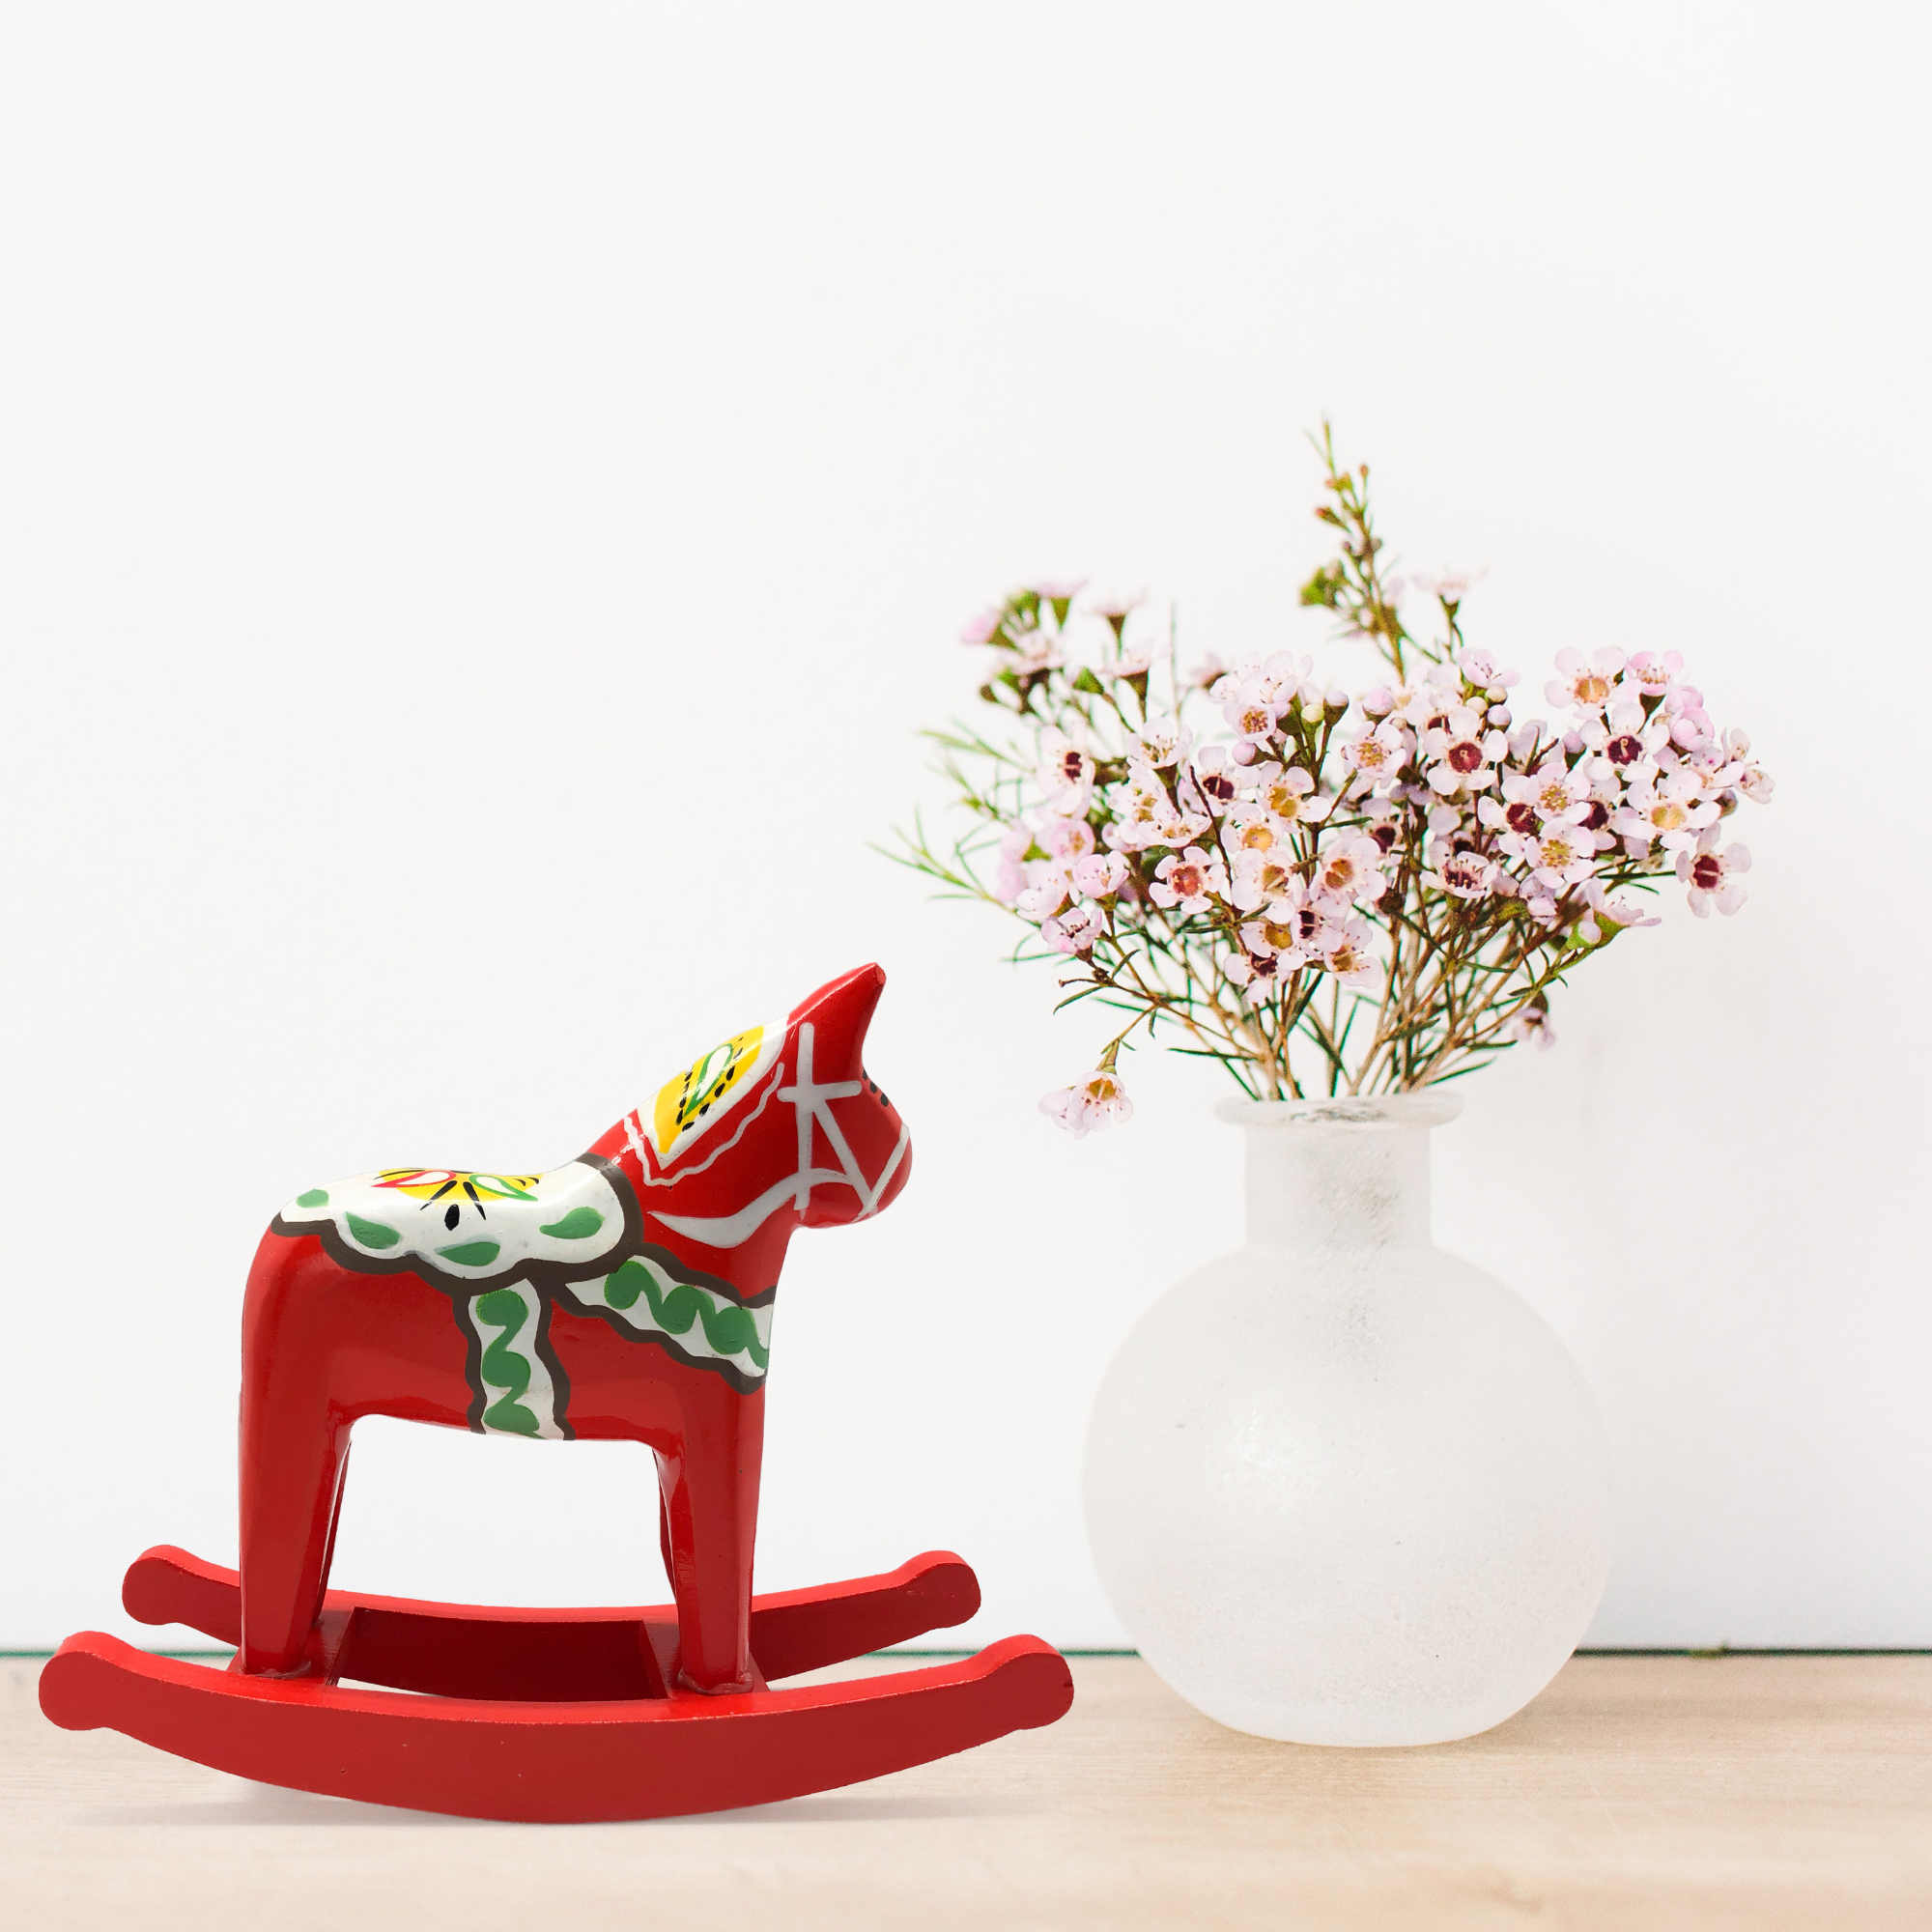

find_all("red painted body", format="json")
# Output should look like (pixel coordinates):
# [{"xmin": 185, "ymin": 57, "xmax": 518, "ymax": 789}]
[
  {"xmin": 42, "ymin": 964, "xmax": 1075, "ymax": 1818},
  {"xmin": 239, "ymin": 1252, "xmax": 776, "ymax": 1689},
  {"xmin": 239, "ymin": 963, "xmax": 906, "ymax": 1691}
]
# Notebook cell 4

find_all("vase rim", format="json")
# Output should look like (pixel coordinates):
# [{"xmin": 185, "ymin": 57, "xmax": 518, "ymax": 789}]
[{"xmin": 1215, "ymin": 1092, "xmax": 1464, "ymax": 1129}]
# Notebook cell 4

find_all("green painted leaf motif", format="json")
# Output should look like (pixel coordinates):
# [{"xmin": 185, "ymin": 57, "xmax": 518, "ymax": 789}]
[
  {"xmin": 297, "ymin": 1188, "xmax": 329, "ymax": 1208},
  {"xmin": 539, "ymin": 1207, "xmax": 605, "ymax": 1241},
  {"xmin": 603, "ymin": 1258, "xmax": 768, "ymax": 1371},
  {"xmin": 439, "ymin": 1240, "xmax": 502, "ymax": 1268},
  {"xmin": 345, "ymin": 1212, "xmax": 400, "ymax": 1250},
  {"xmin": 482, "ymin": 1395, "xmax": 541, "ymax": 1435},
  {"xmin": 473, "ymin": 1288, "xmax": 540, "ymax": 1435}
]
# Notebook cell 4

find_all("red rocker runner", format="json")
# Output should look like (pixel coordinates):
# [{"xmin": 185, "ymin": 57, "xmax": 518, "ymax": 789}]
[{"xmin": 41, "ymin": 964, "xmax": 1073, "ymax": 1821}]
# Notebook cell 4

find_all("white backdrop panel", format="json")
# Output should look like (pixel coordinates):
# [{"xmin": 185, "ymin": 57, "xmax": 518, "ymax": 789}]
[{"xmin": 1, "ymin": 2, "xmax": 1925, "ymax": 1649}]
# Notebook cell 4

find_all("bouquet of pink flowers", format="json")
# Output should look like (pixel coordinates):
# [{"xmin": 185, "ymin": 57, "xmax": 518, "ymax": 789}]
[{"xmin": 895, "ymin": 431, "xmax": 1772, "ymax": 1135}]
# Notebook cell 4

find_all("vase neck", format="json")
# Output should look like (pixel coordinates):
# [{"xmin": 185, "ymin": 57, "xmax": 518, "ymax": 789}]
[{"xmin": 1241, "ymin": 1120, "xmax": 1436, "ymax": 1251}]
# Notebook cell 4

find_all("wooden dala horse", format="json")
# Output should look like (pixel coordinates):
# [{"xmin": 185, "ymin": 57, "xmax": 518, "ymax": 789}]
[{"xmin": 42, "ymin": 965, "xmax": 1072, "ymax": 1821}]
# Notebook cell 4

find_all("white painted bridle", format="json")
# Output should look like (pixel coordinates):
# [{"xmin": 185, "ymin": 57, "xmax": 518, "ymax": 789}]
[{"xmin": 646, "ymin": 1023, "xmax": 910, "ymax": 1251}]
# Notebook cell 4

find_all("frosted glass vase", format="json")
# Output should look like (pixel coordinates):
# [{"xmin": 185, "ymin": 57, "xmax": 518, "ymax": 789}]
[{"xmin": 1083, "ymin": 1094, "xmax": 1612, "ymax": 1746}]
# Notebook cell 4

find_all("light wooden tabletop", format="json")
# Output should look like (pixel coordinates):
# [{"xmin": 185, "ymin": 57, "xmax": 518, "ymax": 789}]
[{"xmin": 5, "ymin": 1652, "xmax": 1929, "ymax": 1931}]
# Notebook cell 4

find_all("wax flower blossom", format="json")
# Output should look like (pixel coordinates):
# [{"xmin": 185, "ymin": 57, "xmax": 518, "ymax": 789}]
[
  {"xmin": 894, "ymin": 428, "xmax": 1772, "ymax": 1130},
  {"xmin": 1037, "ymin": 1066, "xmax": 1134, "ymax": 1139}
]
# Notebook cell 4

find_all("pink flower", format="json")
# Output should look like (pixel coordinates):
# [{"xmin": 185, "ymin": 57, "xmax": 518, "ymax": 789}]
[
  {"xmin": 1036, "ymin": 726, "xmax": 1094, "ymax": 813},
  {"xmin": 1611, "ymin": 771, "xmax": 1719, "ymax": 854},
  {"xmin": 1619, "ymin": 650, "xmax": 1683, "ymax": 702},
  {"xmin": 1415, "ymin": 568, "xmax": 1485, "ymax": 604},
  {"xmin": 1241, "ymin": 760, "xmax": 1333, "ymax": 828},
  {"xmin": 1508, "ymin": 719, "xmax": 1549, "ymax": 763},
  {"xmin": 1664, "ymin": 687, "xmax": 1715, "ymax": 752},
  {"xmin": 1423, "ymin": 848, "xmax": 1498, "ymax": 899},
  {"xmin": 1223, "ymin": 810, "xmax": 1286, "ymax": 863},
  {"xmin": 1223, "ymin": 942, "xmax": 1284, "ymax": 995},
  {"xmin": 1236, "ymin": 914, "xmax": 1297, "ymax": 962},
  {"xmin": 1682, "ymin": 743, "xmax": 1747, "ymax": 802},
  {"xmin": 1106, "ymin": 765, "xmax": 1169, "ymax": 850},
  {"xmin": 1478, "ymin": 787, "xmax": 1542, "ymax": 838},
  {"xmin": 1677, "ymin": 828, "xmax": 1750, "ymax": 916},
  {"xmin": 1338, "ymin": 719, "xmax": 1408, "ymax": 793},
  {"xmin": 1312, "ymin": 832, "xmax": 1388, "ymax": 906},
  {"xmin": 1089, "ymin": 588, "xmax": 1146, "ymax": 622},
  {"xmin": 1014, "ymin": 861, "xmax": 1071, "ymax": 923},
  {"xmin": 1507, "ymin": 1003, "xmax": 1557, "ymax": 1051},
  {"xmin": 1311, "ymin": 929, "xmax": 1379, "ymax": 988},
  {"xmin": 1228, "ymin": 842, "xmax": 1306, "ymax": 915},
  {"xmin": 1457, "ymin": 647, "xmax": 1518, "ymax": 694},
  {"xmin": 1501, "ymin": 764, "xmax": 1590, "ymax": 827},
  {"xmin": 1399, "ymin": 667, "xmax": 1466, "ymax": 733},
  {"xmin": 1192, "ymin": 743, "xmax": 1241, "ymax": 806},
  {"xmin": 1012, "ymin": 631, "xmax": 1064, "ymax": 675},
  {"xmin": 1221, "ymin": 668, "xmax": 1293, "ymax": 753},
  {"xmin": 1071, "ymin": 851, "xmax": 1130, "ymax": 898},
  {"xmin": 1096, "ymin": 641, "xmax": 1161, "ymax": 680},
  {"xmin": 1151, "ymin": 845, "xmax": 1228, "ymax": 914},
  {"xmin": 1039, "ymin": 1067, "xmax": 1132, "ymax": 1138},
  {"xmin": 1041, "ymin": 902, "xmax": 1108, "ymax": 954},
  {"xmin": 1596, "ymin": 699, "xmax": 1667, "ymax": 771},
  {"xmin": 960, "ymin": 607, "xmax": 1005, "ymax": 646},
  {"xmin": 1506, "ymin": 825, "xmax": 1595, "ymax": 893},
  {"xmin": 1582, "ymin": 880, "xmax": 1662, "ymax": 929},
  {"xmin": 1038, "ymin": 815, "xmax": 1096, "ymax": 864},
  {"xmin": 1130, "ymin": 720, "xmax": 1190, "ymax": 768},
  {"xmin": 1546, "ymin": 647, "xmax": 1626, "ymax": 713},
  {"xmin": 1420, "ymin": 705, "xmax": 1509, "ymax": 793},
  {"xmin": 1029, "ymin": 577, "xmax": 1088, "ymax": 602},
  {"xmin": 1243, "ymin": 878, "xmax": 1339, "ymax": 957},
  {"xmin": 1148, "ymin": 786, "xmax": 1213, "ymax": 848}
]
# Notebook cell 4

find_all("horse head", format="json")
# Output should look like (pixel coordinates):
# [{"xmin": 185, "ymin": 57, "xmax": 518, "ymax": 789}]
[
  {"xmin": 613, "ymin": 964, "xmax": 912, "ymax": 1277},
  {"xmin": 785, "ymin": 963, "xmax": 912, "ymax": 1231}
]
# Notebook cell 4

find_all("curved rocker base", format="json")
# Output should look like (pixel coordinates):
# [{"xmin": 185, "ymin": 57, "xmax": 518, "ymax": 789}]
[{"xmin": 40, "ymin": 1548, "xmax": 1074, "ymax": 1823}]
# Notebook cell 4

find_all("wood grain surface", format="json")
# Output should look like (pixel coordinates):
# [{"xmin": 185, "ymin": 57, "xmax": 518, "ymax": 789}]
[{"xmin": 5, "ymin": 1653, "xmax": 1929, "ymax": 1931}]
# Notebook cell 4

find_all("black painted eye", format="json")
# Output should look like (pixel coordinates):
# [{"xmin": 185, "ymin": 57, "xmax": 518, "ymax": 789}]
[{"xmin": 444, "ymin": 1205, "xmax": 461, "ymax": 1230}]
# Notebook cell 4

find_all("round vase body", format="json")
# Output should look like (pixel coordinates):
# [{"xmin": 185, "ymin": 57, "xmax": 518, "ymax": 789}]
[{"xmin": 1083, "ymin": 1095, "xmax": 1612, "ymax": 1746}]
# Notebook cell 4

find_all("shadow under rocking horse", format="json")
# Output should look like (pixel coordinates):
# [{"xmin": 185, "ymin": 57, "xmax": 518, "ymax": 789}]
[{"xmin": 42, "ymin": 965, "xmax": 1073, "ymax": 1821}]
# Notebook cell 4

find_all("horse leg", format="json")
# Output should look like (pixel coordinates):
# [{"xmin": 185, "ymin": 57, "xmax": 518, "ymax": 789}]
[
  {"xmin": 236, "ymin": 1232, "xmax": 476, "ymax": 1674},
  {"xmin": 239, "ymin": 1381, "xmax": 351, "ymax": 1675},
  {"xmin": 657, "ymin": 1380, "xmax": 766, "ymax": 1692}
]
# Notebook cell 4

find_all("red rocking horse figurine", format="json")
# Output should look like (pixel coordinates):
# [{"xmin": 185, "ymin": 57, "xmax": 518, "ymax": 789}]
[{"xmin": 41, "ymin": 964, "xmax": 1073, "ymax": 1820}]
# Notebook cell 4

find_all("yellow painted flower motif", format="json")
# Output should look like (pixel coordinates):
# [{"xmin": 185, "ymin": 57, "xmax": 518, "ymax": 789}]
[
  {"xmin": 652, "ymin": 1027, "xmax": 766, "ymax": 1150},
  {"xmin": 373, "ymin": 1169, "xmax": 541, "ymax": 1205}
]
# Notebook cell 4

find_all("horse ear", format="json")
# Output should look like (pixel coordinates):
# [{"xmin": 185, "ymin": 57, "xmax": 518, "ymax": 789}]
[{"xmin": 789, "ymin": 963, "xmax": 886, "ymax": 1078}]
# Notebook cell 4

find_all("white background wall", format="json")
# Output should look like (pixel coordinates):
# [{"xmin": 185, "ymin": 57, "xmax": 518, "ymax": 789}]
[{"xmin": 2, "ymin": 3, "xmax": 1926, "ymax": 1652}]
